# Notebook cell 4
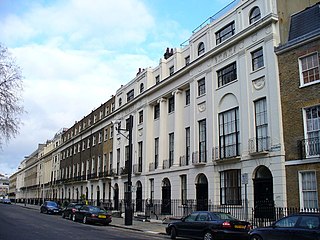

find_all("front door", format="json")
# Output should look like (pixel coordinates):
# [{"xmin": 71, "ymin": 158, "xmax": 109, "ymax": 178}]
[
  {"xmin": 196, "ymin": 174, "xmax": 208, "ymax": 211},
  {"xmin": 254, "ymin": 166, "xmax": 274, "ymax": 219},
  {"xmin": 136, "ymin": 182, "xmax": 143, "ymax": 212},
  {"xmin": 161, "ymin": 178, "xmax": 171, "ymax": 215},
  {"xmin": 114, "ymin": 185, "xmax": 119, "ymax": 211}
]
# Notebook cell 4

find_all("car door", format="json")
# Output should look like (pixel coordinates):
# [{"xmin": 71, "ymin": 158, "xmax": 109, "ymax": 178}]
[
  {"xmin": 193, "ymin": 212, "xmax": 211, "ymax": 238},
  {"xmin": 293, "ymin": 215, "xmax": 320, "ymax": 240},
  {"xmin": 177, "ymin": 212, "xmax": 199, "ymax": 238},
  {"xmin": 268, "ymin": 215, "xmax": 300, "ymax": 240},
  {"xmin": 76, "ymin": 206, "xmax": 87, "ymax": 221}
]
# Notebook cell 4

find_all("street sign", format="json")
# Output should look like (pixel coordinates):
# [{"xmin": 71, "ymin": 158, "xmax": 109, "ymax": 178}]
[{"xmin": 241, "ymin": 173, "xmax": 248, "ymax": 185}]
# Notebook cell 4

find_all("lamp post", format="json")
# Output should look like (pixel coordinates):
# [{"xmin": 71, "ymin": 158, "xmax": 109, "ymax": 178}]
[
  {"xmin": 125, "ymin": 115, "xmax": 133, "ymax": 226},
  {"xmin": 116, "ymin": 115, "xmax": 133, "ymax": 226}
]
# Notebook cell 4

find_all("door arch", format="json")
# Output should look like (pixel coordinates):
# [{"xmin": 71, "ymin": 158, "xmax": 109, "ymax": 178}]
[
  {"xmin": 114, "ymin": 184, "xmax": 119, "ymax": 211},
  {"xmin": 196, "ymin": 173, "xmax": 208, "ymax": 211},
  {"xmin": 161, "ymin": 178, "xmax": 171, "ymax": 215},
  {"xmin": 253, "ymin": 165, "xmax": 274, "ymax": 219},
  {"xmin": 136, "ymin": 181, "xmax": 143, "ymax": 212}
]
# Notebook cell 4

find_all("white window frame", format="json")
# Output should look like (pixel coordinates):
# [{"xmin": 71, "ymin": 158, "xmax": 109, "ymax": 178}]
[
  {"xmin": 299, "ymin": 170, "xmax": 318, "ymax": 209},
  {"xmin": 299, "ymin": 52, "xmax": 320, "ymax": 87},
  {"xmin": 303, "ymin": 105, "xmax": 320, "ymax": 157}
]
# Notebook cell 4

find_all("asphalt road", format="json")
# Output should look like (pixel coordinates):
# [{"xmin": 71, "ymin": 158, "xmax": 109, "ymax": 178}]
[{"xmin": 0, "ymin": 204, "xmax": 169, "ymax": 240}]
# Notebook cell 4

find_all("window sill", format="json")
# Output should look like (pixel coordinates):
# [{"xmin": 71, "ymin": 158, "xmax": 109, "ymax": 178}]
[{"xmin": 299, "ymin": 79, "xmax": 320, "ymax": 88}]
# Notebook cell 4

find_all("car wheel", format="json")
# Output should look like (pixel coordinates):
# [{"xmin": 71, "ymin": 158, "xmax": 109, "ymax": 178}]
[
  {"xmin": 170, "ymin": 227, "xmax": 177, "ymax": 239},
  {"xmin": 203, "ymin": 232, "xmax": 213, "ymax": 240},
  {"xmin": 250, "ymin": 235, "xmax": 263, "ymax": 240},
  {"xmin": 72, "ymin": 214, "xmax": 76, "ymax": 222},
  {"xmin": 83, "ymin": 216, "xmax": 87, "ymax": 224}
]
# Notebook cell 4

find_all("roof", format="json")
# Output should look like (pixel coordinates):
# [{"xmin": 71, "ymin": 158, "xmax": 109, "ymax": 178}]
[{"xmin": 288, "ymin": 3, "xmax": 320, "ymax": 42}]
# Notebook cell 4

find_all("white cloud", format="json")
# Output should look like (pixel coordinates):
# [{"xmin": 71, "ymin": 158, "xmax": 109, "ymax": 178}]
[
  {"xmin": 0, "ymin": 0, "xmax": 193, "ymax": 176},
  {"xmin": 0, "ymin": 0, "xmax": 155, "ymax": 49}
]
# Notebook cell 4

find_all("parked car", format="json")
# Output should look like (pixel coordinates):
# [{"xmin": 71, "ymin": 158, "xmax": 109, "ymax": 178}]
[
  {"xmin": 71, "ymin": 205, "xmax": 112, "ymax": 225},
  {"xmin": 40, "ymin": 201, "xmax": 61, "ymax": 214},
  {"xmin": 165, "ymin": 211, "xmax": 251, "ymax": 240},
  {"xmin": 249, "ymin": 213, "xmax": 320, "ymax": 240},
  {"xmin": 1, "ymin": 198, "xmax": 11, "ymax": 204},
  {"xmin": 61, "ymin": 202, "xmax": 85, "ymax": 219}
]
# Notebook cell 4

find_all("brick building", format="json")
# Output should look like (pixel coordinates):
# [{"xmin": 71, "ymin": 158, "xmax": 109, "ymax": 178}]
[{"xmin": 276, "ymin": 2, "xmax": 320, "ymax": 209}]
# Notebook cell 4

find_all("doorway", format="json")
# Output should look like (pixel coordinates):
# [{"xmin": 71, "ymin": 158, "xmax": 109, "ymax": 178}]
[
  {"xmin": 196, "ymin": 174, "xmax": 208, "ymax": 211},
  {"xmin": 136, "ymin": 181, "xmax": 143, "ymax": 212},
  {"xmin": 161, "ymin": 178, "xmax": 171, "ymax": 215},
  {"xmin": 114, "ymin": 184, "xmax": 119, "ymax": 211},
  {"xmin": 253, "ymin": 165, "xmax": 274, "ymax": 219}
]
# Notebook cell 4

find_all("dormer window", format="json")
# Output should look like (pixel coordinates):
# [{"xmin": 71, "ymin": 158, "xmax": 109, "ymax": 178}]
[
  {"xmin": 249, "ymin": 7, "xmax": 261, "ymax": 24},
  {"xmin": 155, "ymin": 75, "xmax": 160, "ymax": 84},
  {"xmin": 216, "ymin": 21, "xmax": 235, "ymax": 44},
  {"xmin": 127, "ymin": 89, "xmax": 134, "ymax": 102},
  {"xmin": 140, "ymin": 83, "xmax": 144, "ymax": 93},
  {"xmin": 119, "ymin": 98, "xmax": 122, "ymax": 107},
  {"xmin": 198, "ymin": 42, "xmax": 205, "ymax": 56},
  {"xmin": 169, "ymin": 66, "xmax": 174, "ymax": 76},
  {"xmin": 185, "ymin": 56, "xmax": 190, "ymax": 66}
]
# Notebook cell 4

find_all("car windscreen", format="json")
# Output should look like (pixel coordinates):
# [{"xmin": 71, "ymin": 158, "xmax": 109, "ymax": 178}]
[
  {"xmin": 47, "ymin": 202, "xmax": 58, "ymax": 207},
  {"xmin": 212, "ymin": 212, "xmax": 237, "ymax": 220},
  {"xmin": 88, "ymin": 206, "xmax": 106, "ymax": 213}
]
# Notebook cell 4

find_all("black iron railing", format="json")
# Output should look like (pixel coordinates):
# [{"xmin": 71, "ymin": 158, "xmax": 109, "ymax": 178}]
[{"xmin": 299, "ymin": 137, "xmax": 320, "ymax": 158}]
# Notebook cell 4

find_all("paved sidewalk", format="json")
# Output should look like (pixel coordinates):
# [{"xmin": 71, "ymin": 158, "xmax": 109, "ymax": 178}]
[{"xmin": 14, "ymin": 203, "xmax": 167, "ymax": 235}]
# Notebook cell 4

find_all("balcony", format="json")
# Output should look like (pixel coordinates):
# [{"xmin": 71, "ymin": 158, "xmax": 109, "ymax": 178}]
[
  {"xmin": 179, "ymin": 155, "xmax": 189, "ymax": 166},
  {"xmin": 248, "ymin": 137, "xmax": 270, "ymax": 154},
  {"xmin": 107, "ymin": 169, "xmax": 116, "ymax": 177},
  {"xmin": 120, "ymin": 167, "xmax": 129, "ymax": 175},
  {"xmin": 87, "ymin": 173, "xmax": 98, "ymax": 180},
  {"xmin": 192, "ymin": 151, "xmax": 207, "ymax": 165},
  {"xmin": 133, "ymin": 164, "xmax": 142, "ymax": 174},
  {"xmin": 299, "ymin": 137, "xmax": 320, "ymax": 158},
  {"xmin": 212, "ymin": 144, "xmax": 240, "ymax": 161},
  {"xmin": 163, "ymin": 159, "xmax": 170, "ymax": 169},
  {"xmin": 149, "ymin": 162, "xmax": 155, "ymax": 172}
]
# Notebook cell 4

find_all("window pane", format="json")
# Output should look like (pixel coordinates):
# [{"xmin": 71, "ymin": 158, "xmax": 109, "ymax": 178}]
[
  {"xmin": 300, "ymin": 53, "xmax": 320, "ymax": 84},
  {"xmin": 301, "ymin": 171, "xmax": 318, "ymax": 208}
]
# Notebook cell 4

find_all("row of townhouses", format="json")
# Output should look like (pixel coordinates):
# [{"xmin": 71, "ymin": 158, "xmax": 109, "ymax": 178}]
[{"xmin": 8, "ymin": 0, "xmax": 320, "ymax": 224}]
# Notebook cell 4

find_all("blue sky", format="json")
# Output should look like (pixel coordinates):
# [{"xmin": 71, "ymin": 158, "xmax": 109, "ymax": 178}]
[{"xmin": 0, "ymin": 0, "xmax": 235, "ymax": 176}]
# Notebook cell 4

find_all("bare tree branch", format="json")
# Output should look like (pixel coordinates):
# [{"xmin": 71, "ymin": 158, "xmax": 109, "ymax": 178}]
[{"xmin": 0, "ymin": 43, "xmax": 25, "ymax": 148}]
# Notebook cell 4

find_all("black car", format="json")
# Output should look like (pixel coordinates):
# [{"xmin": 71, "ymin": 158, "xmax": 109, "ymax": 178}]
[
  {"xmin": 166, "ymin": 211, "xmax": 251, "ymax": 240},
  {"xmin": 249, "ymin": 213, "xmax": 320, "ymax": 240},
  {"xmin": 40, "ymin": 201, "xmax": 61, "ymax": 214},
  {"xmin": 61, "ymin": 203, "xmax": 85, "ymax": 219},
  {"xmin": 72, "ymin": 205, "xmax": 112, "ymax": 225}
]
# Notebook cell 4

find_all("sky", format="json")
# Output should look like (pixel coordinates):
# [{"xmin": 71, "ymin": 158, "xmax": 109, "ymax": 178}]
[{"xmin": 0, "ymin": 0, "xmax": 235, "ymax": 176}]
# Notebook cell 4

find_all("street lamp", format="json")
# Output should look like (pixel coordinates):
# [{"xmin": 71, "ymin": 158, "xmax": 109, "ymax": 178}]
[{"xmin": 116, "ymin": 115, "xmax": 133, "ymax": 226}]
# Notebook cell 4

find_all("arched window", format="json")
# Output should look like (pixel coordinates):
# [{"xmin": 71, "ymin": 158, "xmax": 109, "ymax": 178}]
[
  {"xmin": 249, "ymin": 7, "xmax": 261, "ymax": 24},
  {"xmin": 198, "ymin": 42, "xmax": 205, "ymax": 56},
  {"xmin": 140, "ymin": 83, "xmax": 144, "ymax": 93}
]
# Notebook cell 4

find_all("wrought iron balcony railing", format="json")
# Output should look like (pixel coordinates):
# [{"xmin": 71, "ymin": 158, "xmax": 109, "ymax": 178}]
[
  {"xmin": 133, "ymin": 164, "xmax": 142, "ymax": 174},
  {"xmin": 149, "ymin": 162, "xmax": 155, "ymax": 172},
  {"xmin": 179, "ymin": 155, "xmax": 189, "ymax": 166},
  {"xmin": 299, "ymin": 137, "xmax": 320, "ymax": 158},
  {"xmin": 212, "ymin": 144, "xmax": 240, "ymax": 160},
  {"xmin": 120, "ymin": 167, "xmax": 129, "ymax": 175},
  {"xmin": 248, "ymin": 136, "xmax": 271, "ymax": 154},
  {"xmin": 192, "ymin": 151, "xmax": 207, "ymax": 165}
]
